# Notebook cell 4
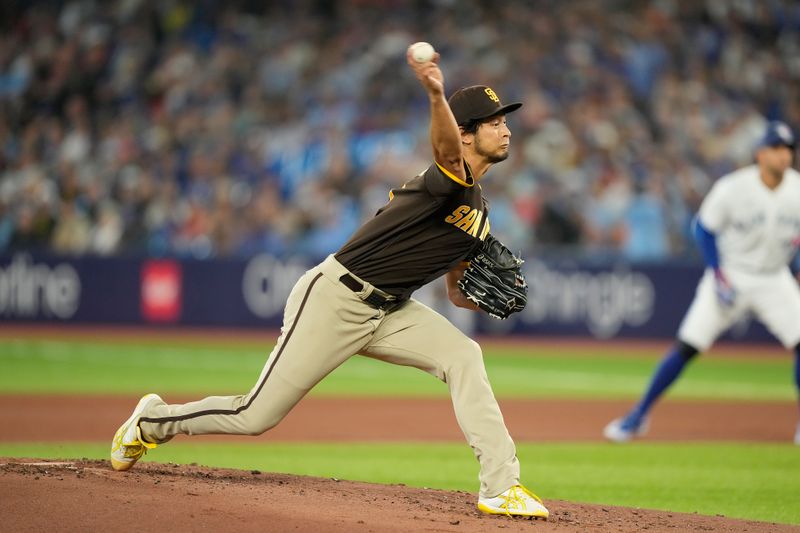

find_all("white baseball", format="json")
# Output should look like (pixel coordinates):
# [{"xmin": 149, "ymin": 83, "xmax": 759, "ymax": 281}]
[{"xmin": 410, "ymin": 41, "xmax": 435, "ymax": 63}]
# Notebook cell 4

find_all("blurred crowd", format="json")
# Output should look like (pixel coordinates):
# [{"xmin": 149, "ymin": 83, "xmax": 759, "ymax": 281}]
[{"xmin": 1, "ymin": 0, "xmax": 799, "ymax": 262}]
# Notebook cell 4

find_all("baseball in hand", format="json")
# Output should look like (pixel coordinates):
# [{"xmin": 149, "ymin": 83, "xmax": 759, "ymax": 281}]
[{"xmin": 410, "ymin": 41, "xmax": 435, "ymax": 63}]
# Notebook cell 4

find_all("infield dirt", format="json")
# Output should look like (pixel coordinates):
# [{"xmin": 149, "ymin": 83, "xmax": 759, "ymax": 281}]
[
  {"xmin": 1, "ymin": 394, "xmax": 796, "ymax": 443},
  {"xmin": 1, "ymin": 394, "xmax": 799, "ymax": 532}
]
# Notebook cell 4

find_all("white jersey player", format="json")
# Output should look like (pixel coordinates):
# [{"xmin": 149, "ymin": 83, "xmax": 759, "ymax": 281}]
[{"xmin": 604, "ymin": 120, "xmax": 800, "ymax": 444}]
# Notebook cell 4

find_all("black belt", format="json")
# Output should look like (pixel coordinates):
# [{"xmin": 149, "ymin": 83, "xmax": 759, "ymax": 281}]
[{"xmin": 339, "ymin": 273, "xmax": 397, "ymax": 310}]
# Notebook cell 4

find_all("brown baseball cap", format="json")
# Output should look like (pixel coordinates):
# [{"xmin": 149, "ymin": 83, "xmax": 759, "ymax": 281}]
[{"xmin": 448, "ymin": 85, "xmax": 523, "ymax": 126}]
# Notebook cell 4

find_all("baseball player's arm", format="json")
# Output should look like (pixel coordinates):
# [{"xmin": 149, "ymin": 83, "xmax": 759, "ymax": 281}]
[
  {"xmin": 693, "ymin": 217, "xmax": 735, "ymax": 306},
  {"xmin": 693, "ymin": 217, "xmax": 721, "ymax": 270},
  {"xmin": 406, "ymin": 46, "xmax": 466, "ymax": 183},
  {"xmin": 445, "ymin": 262, "xmax": 480, "ymax": 311}
]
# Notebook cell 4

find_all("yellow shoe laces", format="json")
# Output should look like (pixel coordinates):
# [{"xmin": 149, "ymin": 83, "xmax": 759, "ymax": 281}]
[{"xmin": 499, "ymin": 485, "xmax": 542, "ymax": 515}]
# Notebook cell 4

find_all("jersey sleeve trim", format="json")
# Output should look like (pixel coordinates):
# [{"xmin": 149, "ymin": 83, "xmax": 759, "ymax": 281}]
[{"xmin": 436, "ymin": 162, "xmax": 474, "ymax": 187}]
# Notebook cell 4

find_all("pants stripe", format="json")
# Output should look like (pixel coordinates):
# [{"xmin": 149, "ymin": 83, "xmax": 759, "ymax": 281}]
[{"xmin": 139, "ymin": 272, "xmax": 324, "ymax": 424}]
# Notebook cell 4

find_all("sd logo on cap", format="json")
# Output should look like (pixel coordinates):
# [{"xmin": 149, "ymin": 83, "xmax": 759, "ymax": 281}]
[{"xmin": 448, "ymin": 85, "xmax": 522, "ymax": 126}]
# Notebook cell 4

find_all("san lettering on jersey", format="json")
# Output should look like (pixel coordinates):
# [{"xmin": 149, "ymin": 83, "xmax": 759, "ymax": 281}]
[
  {"xmin": 444, "ymin": 205, "xmax": 491, "ymax": 239},
  {"xmin": 335, "ymin": 162, "xmax": 489, "ymax": 298}
]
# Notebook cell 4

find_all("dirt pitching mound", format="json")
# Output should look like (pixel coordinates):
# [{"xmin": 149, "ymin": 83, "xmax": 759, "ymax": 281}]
[{"xmin": 1, "ymin": 459, "xmax": 796, "ymax": 533}]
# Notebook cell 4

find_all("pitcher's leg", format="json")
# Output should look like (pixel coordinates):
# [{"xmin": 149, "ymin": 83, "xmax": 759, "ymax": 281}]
[
  {"xmin": 139, "ymin": 370, "xmax": 310, "ymax": 443},
  {"xmin": 362, "ymin": 300, "xmax": 518, "ymax": 498},
  {"xmin": 442, "ymin": 335, "xmax": 519, "ymax": 498},
  {"xmin": 140, "ymin": 266, "xmax": 379, "ymax": 443}
]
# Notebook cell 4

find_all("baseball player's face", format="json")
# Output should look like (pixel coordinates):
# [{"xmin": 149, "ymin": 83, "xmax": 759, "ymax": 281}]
[
  {"xmin": 473, "ymin": 116, "xmax": 512, "ymax": 163},
  {"xmin": 758, "ymin": 145, "xmax": 794, "ymax": 177}
]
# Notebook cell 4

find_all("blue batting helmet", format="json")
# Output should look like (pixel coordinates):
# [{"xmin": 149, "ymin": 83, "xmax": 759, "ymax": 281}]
[{"xmin": 757, "ymin": 120, "xmax": 795, "ymax": 150}]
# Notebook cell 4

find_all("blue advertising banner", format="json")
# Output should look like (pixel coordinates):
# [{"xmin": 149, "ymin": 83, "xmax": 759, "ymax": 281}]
[
  {"xmin": 0, "ymin": 252, "xmax": 778, "ymax": 344},
  {"xmin": 476, "ymin": 259, "xmax": 775, "ymax": 343}
]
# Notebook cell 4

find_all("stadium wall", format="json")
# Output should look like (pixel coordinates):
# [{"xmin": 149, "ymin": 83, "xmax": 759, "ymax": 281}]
[{"xmin": 0, "ymin": 252, "xmax": 774, "ymax": 342}]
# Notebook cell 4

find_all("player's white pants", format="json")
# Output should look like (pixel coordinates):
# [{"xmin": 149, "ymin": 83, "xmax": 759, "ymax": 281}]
[
  {"xmin": 678, "ymin": 267, "xmax": 800, "ymax": 351},
  {"xmin": 138, "ymin": 255, "xmax": 519, "ymax": 499}
]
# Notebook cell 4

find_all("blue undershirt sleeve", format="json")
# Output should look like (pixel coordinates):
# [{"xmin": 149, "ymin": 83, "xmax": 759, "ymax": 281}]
[{"xmin": 692, "ymin": 217, "xmax": 720, "ymax": 270}]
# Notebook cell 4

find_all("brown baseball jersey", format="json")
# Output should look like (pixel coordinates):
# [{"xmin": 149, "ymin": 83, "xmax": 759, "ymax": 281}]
[{"xmin": 335, "ymin": 162, "xmax": 491, "ymax": 301}]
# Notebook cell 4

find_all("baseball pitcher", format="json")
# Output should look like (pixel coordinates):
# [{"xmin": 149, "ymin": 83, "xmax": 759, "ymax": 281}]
[
  {"xmin": 110, "ymin": 45, "xmax": 549, "ymax": 518},
  {"xmin": 604, "ymin": 120, "xmax": 800, "ymax": 444}
]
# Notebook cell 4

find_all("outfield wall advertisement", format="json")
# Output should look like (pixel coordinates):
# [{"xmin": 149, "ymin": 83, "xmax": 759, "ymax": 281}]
[{"xmin": 0, "ymin": 252, "xmax": 775, "ymax": 343}]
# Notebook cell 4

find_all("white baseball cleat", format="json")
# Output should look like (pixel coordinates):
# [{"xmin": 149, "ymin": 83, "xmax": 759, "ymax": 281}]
[
  {"xmin": 603, "ymin": 416, "xmax": 649, "ymax": 443},
  {"xmin": 478, "ymin": 484, "xmax": 549, "ymax": 519},
  {"xmin": 110, "ymin": 393, "xmax": 162, "ymax": 471}
]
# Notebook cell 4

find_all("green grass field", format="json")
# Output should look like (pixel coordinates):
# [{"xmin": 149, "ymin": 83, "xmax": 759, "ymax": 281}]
[
  {"xmin": 1, "ymin": 335, "xmax": 794, "ymax": 400},
  {"xmin": 1, "ymin": 332, "xmax": 799, "ymax": 525}
]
